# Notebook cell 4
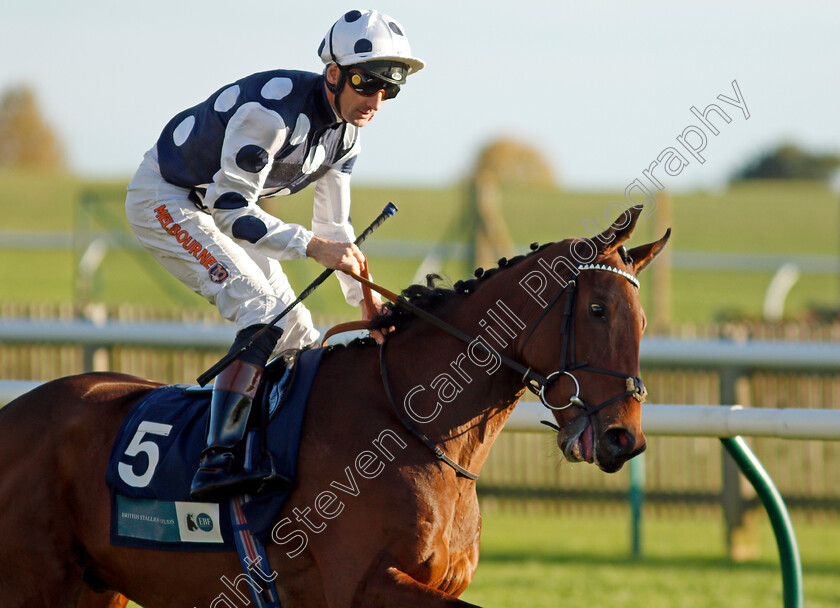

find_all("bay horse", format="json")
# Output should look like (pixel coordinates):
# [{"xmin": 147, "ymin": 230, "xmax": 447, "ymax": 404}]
[{"xmin": 0, "ymin": 206, "xmax": 668, "ymax": 608}]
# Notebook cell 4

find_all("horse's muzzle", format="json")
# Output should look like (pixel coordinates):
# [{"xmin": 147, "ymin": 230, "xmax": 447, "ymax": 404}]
[
  {"xmin": 597, "ymin": 425, "xmax": 647, "ymax": 473},
  {"xmin": 558, "ymin": 419, "xmax": 646, "ymax": 472}
]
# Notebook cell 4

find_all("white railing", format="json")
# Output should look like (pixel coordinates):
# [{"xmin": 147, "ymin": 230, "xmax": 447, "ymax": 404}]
[
  {"xmin": 3, "ymin": 381, "xmax": 840, "ymax": 443},
  {"xmin": 508, "ymin": 401, "xmax": 840, "ymax": 440},
  {"xmin": 0, "ymin": 381, "xmax": 42, "ymax": 406},
  {"xmin": 4, "ymin": 318, "xmax": 840, "ymax": 370}
]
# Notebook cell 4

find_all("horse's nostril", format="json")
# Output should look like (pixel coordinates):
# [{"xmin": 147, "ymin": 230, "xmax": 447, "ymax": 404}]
[{"xmin": 603, "ymin": 426, "xmax": 635, "ymax": 457}]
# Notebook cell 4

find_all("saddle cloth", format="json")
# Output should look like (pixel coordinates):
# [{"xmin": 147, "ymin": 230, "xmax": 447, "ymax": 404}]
[{"xmin": 106, "ymin": 347, "xmax": 325, "ymax": 551}]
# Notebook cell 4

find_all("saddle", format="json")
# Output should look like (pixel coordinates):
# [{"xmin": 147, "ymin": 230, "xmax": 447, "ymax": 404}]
[{"xmin": 106, "ymin": 347, "xmax": 325, "ymax": 550}]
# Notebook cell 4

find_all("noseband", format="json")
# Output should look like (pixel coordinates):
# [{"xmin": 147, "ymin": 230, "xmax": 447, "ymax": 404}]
[{"xmin": 520, "ymin": 263, "xmax": 648, "ymax": 422}]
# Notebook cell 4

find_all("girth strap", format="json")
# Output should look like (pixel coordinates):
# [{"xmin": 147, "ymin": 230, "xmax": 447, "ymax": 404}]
[{"xmin": 229, "ymin": 455, "xmax": 282, "ymax": 608}]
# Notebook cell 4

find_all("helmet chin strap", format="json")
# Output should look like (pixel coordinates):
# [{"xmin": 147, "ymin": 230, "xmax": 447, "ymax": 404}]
[
  {"xmin": 332, "ymin": 69, "xmax": 347, "ymax": 123},
  {"xmin": 323, "ymin": 66, "xmax": 348, "ymax": 122},
  {"xmin": 325, "ymin": 23, "xmax": 348, "ymax": 123}
]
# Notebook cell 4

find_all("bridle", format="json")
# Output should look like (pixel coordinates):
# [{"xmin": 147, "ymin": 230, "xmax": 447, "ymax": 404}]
[
  {"xmin": 353, "ymin": 262, "xmax": 648, "ymax": 479},
  {"xmin": 520, "ymin": 263, "xmax": 647, "ymax": 422}
]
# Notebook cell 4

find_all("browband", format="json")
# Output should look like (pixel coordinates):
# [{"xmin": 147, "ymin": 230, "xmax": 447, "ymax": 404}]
[{"xmin": 577, "ymin": 263, "xmax": 640, "ymax": 288}]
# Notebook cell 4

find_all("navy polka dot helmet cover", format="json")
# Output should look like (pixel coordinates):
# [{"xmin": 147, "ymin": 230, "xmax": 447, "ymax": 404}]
[{"xmin": 318, "ymin": 9, "xmax": 425, "ymax": 76}]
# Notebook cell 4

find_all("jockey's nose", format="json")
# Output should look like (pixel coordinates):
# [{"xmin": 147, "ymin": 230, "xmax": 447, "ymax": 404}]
[{"xmin": 368, "ymin": 91, "xmax": 384, "ymax": 110}]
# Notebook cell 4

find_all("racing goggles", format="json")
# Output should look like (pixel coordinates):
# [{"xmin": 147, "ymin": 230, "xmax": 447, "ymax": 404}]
[{"xmin": 347, "ymin": 70, "xmax": 401, "ymax": 100}]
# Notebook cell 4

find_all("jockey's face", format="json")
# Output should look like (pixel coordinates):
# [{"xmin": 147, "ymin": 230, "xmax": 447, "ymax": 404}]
[{"xmin": 326, "ymin": 63, "xmax": 389, "ymax": 127}]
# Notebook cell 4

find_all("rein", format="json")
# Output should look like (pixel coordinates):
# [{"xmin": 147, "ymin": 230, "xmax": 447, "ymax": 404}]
[
  {"xmin": 341, "ymin": 262, "xmax": 647, "ymax": 479},
  {"xmin": 343, "ymin": 271, "xmax": 551, "ymax": 385}
]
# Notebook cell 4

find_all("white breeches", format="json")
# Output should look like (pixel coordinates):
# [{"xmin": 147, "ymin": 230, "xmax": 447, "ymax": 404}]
[{"xmin": 125, "ymin": 148, "xmax": 320, "ymax": 352}]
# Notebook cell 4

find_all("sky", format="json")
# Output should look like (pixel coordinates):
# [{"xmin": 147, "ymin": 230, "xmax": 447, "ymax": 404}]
[{"xmin": 1, "ymin": 0, "xmax": 838, "ymax": 191}]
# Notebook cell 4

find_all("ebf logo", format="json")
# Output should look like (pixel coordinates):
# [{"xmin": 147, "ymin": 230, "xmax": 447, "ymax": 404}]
[
  {"xmin": 208, "ymin": 262, "xmax": 230, "ymax": 284},
  {"xmin": 195, "ymin": 513, "xmax": 214, "ymax": 532},
  {"xmin": 186, "ymin": 512, "xmax": 214, "ymax": 532}
]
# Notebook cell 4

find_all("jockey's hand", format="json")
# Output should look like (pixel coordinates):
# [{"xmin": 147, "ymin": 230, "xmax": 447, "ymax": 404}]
[
  {"xmin": 306, "ymin": 236, "xmax": 365, "ymax": 276},
  {"xmin": 362, "ymin": 298, "xmax": 392, "ymax": 344}
]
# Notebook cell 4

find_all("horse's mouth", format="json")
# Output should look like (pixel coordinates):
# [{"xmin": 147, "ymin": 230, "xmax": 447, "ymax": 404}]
[
  {"xmin": 561, "ymin": 422, "xmax": 644, "ymax": 473},
  {"xmin": 560, "ymin": 422, "xmax": 595, "ymax": 464}
]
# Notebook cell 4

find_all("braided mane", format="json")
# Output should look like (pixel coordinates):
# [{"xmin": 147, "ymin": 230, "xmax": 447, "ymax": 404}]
[{"xmin": 367, "ymin": 242, "xmax": 554, "ymax": 332}]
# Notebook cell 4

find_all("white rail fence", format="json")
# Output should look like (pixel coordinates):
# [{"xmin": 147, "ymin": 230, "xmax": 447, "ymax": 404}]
[
  {"xmin": 3, "ymin": 317, "xmax": 840, "ymax": 427},
  {"xmin": 508, "ymin": 401, "xmax": 840, "ymax": 440},
  {"xmin": 4, "ymin": 316, "xmax": 840, "ymax": 366}
]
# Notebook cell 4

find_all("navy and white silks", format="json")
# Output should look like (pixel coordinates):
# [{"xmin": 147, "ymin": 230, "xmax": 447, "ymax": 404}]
[{"xmin": 126, "ymin": 70, "xmax": 363, "ymax": 349}]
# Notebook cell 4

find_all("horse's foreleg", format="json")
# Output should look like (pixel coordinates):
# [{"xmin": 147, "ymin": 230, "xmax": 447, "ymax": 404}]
[
  {"xmin": 75, "ymin": 588, "xmax": 129, "ymax": 608},
  {"xmin": 356, "ymin": 567, "xmax": 480, "ymax": 608}
]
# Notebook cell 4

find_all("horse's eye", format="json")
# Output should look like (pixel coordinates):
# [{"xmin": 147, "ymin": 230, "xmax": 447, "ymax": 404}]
[{"xmin": 590, "ymin": 303, "xmax": 606, "ymax": 319}]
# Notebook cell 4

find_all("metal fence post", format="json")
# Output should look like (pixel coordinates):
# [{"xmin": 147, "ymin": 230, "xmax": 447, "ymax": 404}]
[{"xmin": 721, "ymin": 436, "xmax": 803, "ymax": 608}]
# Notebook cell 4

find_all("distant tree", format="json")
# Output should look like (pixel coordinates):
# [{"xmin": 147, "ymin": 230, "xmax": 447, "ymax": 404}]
[
  {"xmin": 472, "ymin": 138, "xmax": 556, "ymax": 187},
  {"xmin": 732, "ymin": 143, "xmax": 840, "ymax": 182},
  {"xmin": 0, "ymin": 85, "xmax": 66, "ymax": 171}
]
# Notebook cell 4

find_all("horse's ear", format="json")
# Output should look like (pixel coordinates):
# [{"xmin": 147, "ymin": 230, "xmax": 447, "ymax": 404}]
[
  {"xmin": 595, "ymin": 205, "xmax": 643, "ymax": 254},
  {"xmin": 627, "ymin": 228, "xmax": 671, "ymax": 274}
]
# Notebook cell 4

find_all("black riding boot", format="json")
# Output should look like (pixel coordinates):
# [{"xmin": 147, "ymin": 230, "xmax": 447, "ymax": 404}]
[{"xmin": 190, "ymin": 326, "xmax": 291, "ymax": 501}]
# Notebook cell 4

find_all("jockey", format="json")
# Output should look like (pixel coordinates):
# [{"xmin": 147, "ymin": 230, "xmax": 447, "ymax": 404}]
[{"xmin": 124, "ymin": 9, "xmax": 424, "ymax": 501}]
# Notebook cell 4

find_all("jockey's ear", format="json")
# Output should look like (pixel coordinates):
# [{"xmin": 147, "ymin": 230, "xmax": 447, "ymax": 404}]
[
  {"xmin": 594, "ymin": 205, "xmax": 643, "ymax": 255},
  {"xmin": 627, "ymin": 228, "xmax": 671, "ymax": 275},
  {"xmin": 326, "ymin": 63, "xmax": 341, "ymax": 85}
]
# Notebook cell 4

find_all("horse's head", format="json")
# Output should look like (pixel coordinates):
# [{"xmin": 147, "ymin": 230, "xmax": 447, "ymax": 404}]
[{"xmin": 519, "ymin": 205, "xmax": 669, "ymax": 473}]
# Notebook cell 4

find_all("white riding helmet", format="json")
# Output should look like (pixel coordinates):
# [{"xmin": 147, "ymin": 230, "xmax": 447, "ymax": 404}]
[{"xmin": 318, "ymin": 9, "xmax": 425, "ymax": 80}]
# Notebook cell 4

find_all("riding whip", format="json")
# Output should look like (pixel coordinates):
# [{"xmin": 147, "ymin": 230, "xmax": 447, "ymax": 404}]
[{"xmin": 197, "ymin": 202, "xmax": 398, "ymax": 386}]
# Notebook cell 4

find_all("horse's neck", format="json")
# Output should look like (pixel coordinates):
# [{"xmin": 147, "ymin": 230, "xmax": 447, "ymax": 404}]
[
  {"xmin": 386, "ymin": 287, "xmax": 530, "ymax": 475},
  {"xmin": 444, "ymin": 376, "xmax": 526, "ymax": 476}
]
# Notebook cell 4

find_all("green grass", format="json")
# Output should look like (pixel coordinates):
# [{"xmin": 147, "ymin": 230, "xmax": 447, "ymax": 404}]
[
  {"xmin": 3, "ymin": 171, "xmax": 840, "ymax": 322},
  {"xmin": 125, "ymin": 510, "xmax": 840, "ymax": 607},
  {"xmin": 663, "ymin": 269, "xmax": 837, "ymax": 323},
  {"xmin": 4, "ymin": 172, "xmax": 836, "ymax": 251},
  {"xmin": 492, "ymin": 180, "xmax": 840, "ymax": 255},
  {"xmin": 460, "ymin": 510, "xmax": 839, "ymax": 608}
]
